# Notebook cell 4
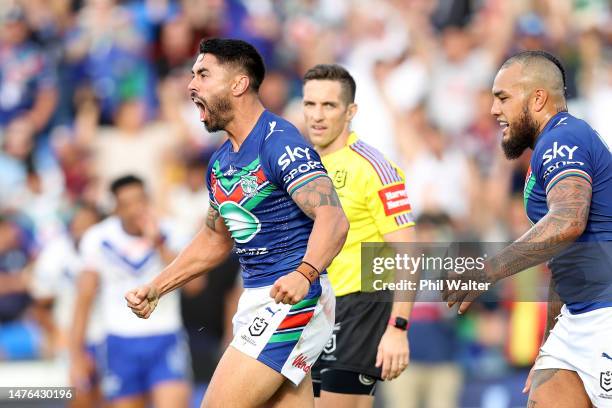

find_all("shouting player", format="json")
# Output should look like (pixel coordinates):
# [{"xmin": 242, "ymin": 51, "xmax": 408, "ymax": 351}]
[
  {"xmin": 445, "ymin": 50, "xmax": 612, "ymax": 407},
  {"xmin": 126, "ymin": 39, "xmax": 349, "ymax": 407},
  {"xmin": 303, "ymin": 64, "xmax": 415, "ymax": 407}
]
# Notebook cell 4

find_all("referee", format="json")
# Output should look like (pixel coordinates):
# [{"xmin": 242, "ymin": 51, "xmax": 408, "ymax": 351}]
[{"xmin": 302, "ymin": 64, "xmax": 415, "ymax": 407}]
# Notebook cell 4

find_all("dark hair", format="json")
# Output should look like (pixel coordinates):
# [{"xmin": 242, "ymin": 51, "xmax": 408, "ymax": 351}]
[
  {"xmin": 502, "ymin": 50, "xmax": 567, "ymax": 96},
  {"xmin": 73, "ymin": 201, "xmax": 105, "ymax": 221},
  {"xmin": 110, "ymin": 175, "xmax": 145, "ymax": 196},
  {"xmin": 199, "ymin": 38, "xmax": 266, "ymax": 93},
  {"xmin": 303, "ymin": 64, "xmax": 357, "ymax": 104}
]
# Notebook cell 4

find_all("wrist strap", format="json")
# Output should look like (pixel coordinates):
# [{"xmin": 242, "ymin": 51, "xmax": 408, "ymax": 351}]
[
  {"xmin": 296, "ymin": 261, "xmax": 320, "ymax": 285},
  {"xmin": 388, "ymin": 317, "xmax": 410, "ymax": 331}
]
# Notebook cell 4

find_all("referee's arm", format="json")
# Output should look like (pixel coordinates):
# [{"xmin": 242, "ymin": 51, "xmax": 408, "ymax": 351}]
[{"xmin": 375, "ymin": 226, "xmax": 416, "ymax": 380}]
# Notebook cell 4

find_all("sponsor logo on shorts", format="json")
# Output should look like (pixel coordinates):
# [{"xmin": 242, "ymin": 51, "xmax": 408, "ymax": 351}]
[
  {"xmin": 265, "ymin": 307, "xmax": 281, "ymax": 317},
  {"xmin": 359, "ymin": 374, "xmax": 375, "ymax": 386},
  {"xmin": 601, "ymin": 371, "xmax": 612, "ymax": 393},
  {"xmin": 248, "ymin": 317, "xmax": 269, "ymax": 337},
  {"xmin": 323, "ymin": 322, "xmax": 340, "ymax": 355},
  {"xmin": 292, "ymin": 354, "xmax": 312, "ymax": 373},
  {"xmin": 323, "ymin": 334, "xmax": 336, "ymax": 355},
  {"xmin": 240, "ymin": 334, "xmax": 256, "ymax": 346}
]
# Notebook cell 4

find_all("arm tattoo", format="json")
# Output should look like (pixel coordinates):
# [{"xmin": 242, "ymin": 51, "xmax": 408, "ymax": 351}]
[
  {"xmin": 291, "ymin": 176, "xmax": 341, "ymax": 219},
  {"xmin": 206, "ymin": 207, "xmax": 221, "ymax": 231},
  {"xmin": 489, "ymin": 176, "xmax": 591, "ymax": 281}
]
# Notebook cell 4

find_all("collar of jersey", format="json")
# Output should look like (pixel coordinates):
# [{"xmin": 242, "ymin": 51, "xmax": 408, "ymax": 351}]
[
  {"xmin": 535, "ymin": 111, "xmax": 570, "ymax": 147},
  {"xmin": 229, "ymin": 109, "xmax": 268, "ymax": 155},
  {"xmin": 321, "ymin": 131, "xmax": 359, "ymax": 160}
]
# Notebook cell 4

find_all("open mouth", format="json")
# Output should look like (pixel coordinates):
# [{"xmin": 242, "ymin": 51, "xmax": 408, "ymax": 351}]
[
  {"xmin": 192, "ymin": 97, "xmax": 207, "ymax": 122},
  {"xmin": 498, "ymin": 120, "xmax": 509, "ymax": 136}
]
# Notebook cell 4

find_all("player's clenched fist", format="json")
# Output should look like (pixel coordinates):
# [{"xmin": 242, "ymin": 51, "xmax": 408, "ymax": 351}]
[
  {"xmin": 125, "ymin": 284, "xmax": 159, "ymax": 319},
  {"xmin": 270, "ymin": 271, "xmax": 310, "ymax": 304}
]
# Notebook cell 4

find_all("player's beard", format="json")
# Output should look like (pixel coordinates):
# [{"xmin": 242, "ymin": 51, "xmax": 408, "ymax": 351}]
[
  {"xmin": 201, "ymin": 92, "xmax": 234, "ymax": 133},
  {"xmin": 501, "ymin": 105, "xmax": 539, "ymax": 159}
]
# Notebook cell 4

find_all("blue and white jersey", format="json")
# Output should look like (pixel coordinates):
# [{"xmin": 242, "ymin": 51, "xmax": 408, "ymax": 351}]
[
  {"xmin": 207, "ymin": 110, "xmax": 329, "ymax": 288},
  {"xmin": 80, "ymin": 217, "xmax": 185, "ymax": 336},
  {"xmin": 31, "ymin": 234, "xmax": 105, "ymax": 345},
  {"xmin": 524, "ymin": 112, "xmax": 612, "ymax": 312}
]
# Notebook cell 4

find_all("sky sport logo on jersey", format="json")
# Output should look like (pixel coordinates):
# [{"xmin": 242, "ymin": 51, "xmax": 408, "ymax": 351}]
[
  {"xmin": 277, "ymin": 145, "xmax": 312, "ymax": 170},
  {"xmin": 292, "ymin": 354, "xmax": 312, "ymax": 373},
  {"xmin": 541, "ymin": 141, "xmax": 585, "ymax": 180},
  {"xmin": 542, "ymin": 141, "xmax": 578, "ymax": 165},
  {"xmin": 277, "ymin": 144, "xmax": 325, "ymax": 183}
]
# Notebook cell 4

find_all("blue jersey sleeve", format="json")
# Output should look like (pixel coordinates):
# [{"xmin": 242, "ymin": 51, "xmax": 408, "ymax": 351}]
[
  {"xmin": 533, "ymin": 127, "xmax": 594, "ymax": 195},
  {"xmin": 206, "ymin": 152, "xmax": 219, "ymax": 210},
  {"xmin": 260, "ymin": 125, "xmax": 328, "ymax": 195}
]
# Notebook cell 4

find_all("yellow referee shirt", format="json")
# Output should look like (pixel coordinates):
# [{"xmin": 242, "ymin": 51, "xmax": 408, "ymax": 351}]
[{"xmin": 322, "ymin": 132, "xmax": 415, "ymax": 296}]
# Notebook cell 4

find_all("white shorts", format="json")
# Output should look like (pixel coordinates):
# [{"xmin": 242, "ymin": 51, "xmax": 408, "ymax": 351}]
[
  {"xmin": 534, "ymin": 305, "xmax": 612, "ymax": 406},
  {"xmin": 230, "ymin": 275, "xmax": 335, "ymax": 385}
]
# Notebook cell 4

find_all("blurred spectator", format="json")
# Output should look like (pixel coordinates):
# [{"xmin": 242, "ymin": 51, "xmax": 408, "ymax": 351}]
[
  {"xmin": 223, "ymin": 0, "xmax": 281, "ymax": 68},
  {"xmin": 425, "ymin": 12, "xmax": 512, "ymax": 138},
  {"xmin": 30, "ymin": 203, "xmax": 105, "ymax": 407},
  {"xmin": 155, "ymin": 13, "xmax": 195, "ymax": 79},
  {"xmin": 344, "ymin": 0, "xmax": 412, "ymax": 162},
  {"xmin": 65, "ymin": 0, "xmax": 155, "ymax": 122},
  {"xmin": 0, "ymin": 214, "xmax": 39, "ymax": 360},
  {"xmin": 0, "ymin": 5, "xmax": 58, "ymax": 152},
  {"xmin": 405, "ymin": 117, "xmax": 477, "ymax": 229},
  {"xmin": 461, "ymin": 89, "xmax": 500, "ymax": 177},
  {"xmin": 581, "ymin": 29, "xmax": 612, "ymax": 147},
  {"xmin": 30, "ymin": 203, "xmax": 103, "ymax": 357},
  {"xmin": 163, "ymin": 154, "xmax": 211, "ymax": 238},
  {"xmin": 259, "ymin": 70, "xmax": 291, "ymax": 115},
  {"xmin": 180, "ymin": 0, "xmax": 225, "ymax": 39},
  {"xmin": 89, "ymin": 98, "xmax": 181, "ymax": 210},
  {"xmin": 0, "ymin": 119, "xmax": 32, "ymax": 208}
]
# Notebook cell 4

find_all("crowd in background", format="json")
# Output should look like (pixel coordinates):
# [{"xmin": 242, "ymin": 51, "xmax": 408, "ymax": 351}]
[{"xmin": 0, "ymin": 0, "xmax": 611, "ymax": 406}]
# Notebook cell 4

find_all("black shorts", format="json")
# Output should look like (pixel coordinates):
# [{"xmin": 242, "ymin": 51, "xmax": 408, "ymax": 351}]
[{"xmin": 312, "ymin": 290, "xmax": 392, "ymax": 380}]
